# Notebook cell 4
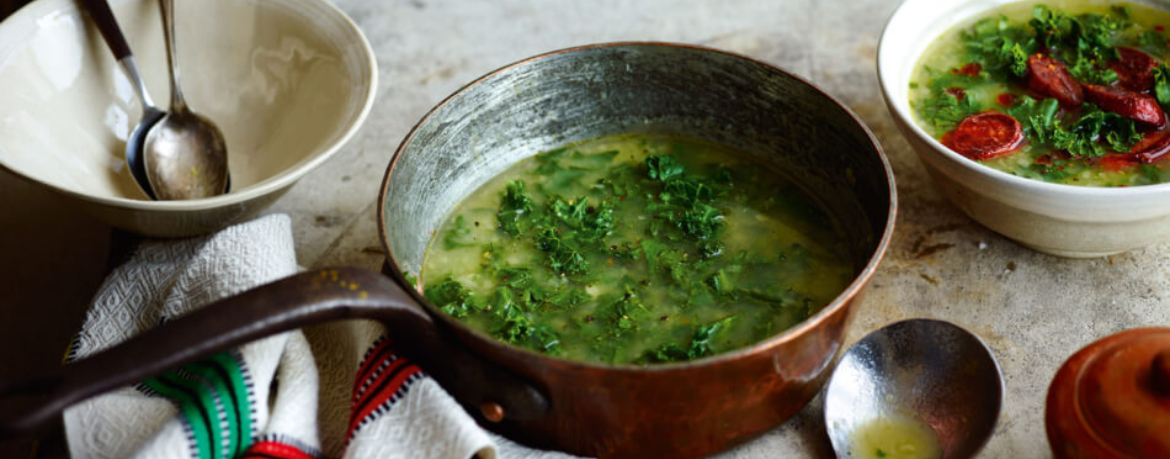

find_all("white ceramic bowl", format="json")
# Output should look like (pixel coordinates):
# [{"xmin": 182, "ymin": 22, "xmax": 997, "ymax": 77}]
[
  {"xmin": 878, "ymin": 0, "xmax": 1170, "ymax": 257},
  {"xmin": 0, "ymin": 0, "xmax": 376, "ymax": 237}
]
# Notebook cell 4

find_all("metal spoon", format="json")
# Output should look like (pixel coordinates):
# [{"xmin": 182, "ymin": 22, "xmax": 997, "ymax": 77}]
[
  {"xmin": 80, "ymin": 0, "xmax": 162, "ymax": 200},
  {"xmin": 142, "ymin": 0, "xmax": 229, "ymax": 200},
  {"xmin": 823, "ymin": 319, "xmax": 1003, "ymax": 459}
]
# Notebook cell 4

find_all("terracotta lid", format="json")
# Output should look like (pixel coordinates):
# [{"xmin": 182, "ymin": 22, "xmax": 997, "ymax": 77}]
[{"xmin": 1046, "ymin": 327, "xmax": 1170, "ymax": 459}]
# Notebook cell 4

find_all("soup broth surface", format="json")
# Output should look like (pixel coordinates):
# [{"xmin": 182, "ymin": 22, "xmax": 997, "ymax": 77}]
[{"xmin": 418, "ymin": 135, "xmax": 853, "ymax": 364}]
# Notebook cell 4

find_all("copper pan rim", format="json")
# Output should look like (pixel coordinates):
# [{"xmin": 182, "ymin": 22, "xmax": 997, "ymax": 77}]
[{"xmin": 376, "ymin": 41, "xmax": 898, "ymax": 373}]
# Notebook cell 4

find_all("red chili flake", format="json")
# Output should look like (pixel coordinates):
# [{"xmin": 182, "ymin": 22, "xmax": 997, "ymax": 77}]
[
  {"xmin": 1036, "ymin": 155, "xmax": 1053, "ymax": 165},
  {"xmin": 946, "ymin": 87, "xmax": 967, "ymax": 100},
  {"xmin": 997, "ymin": 93, "xmax": 1018, "ymax": 107},
  {"xmin": 951, "ymin": 62, "xmax": 982, "ymax": 77},
  {"xmin": 1157, "ymin": 25, "xmax": 1165, "ymax": 32}
]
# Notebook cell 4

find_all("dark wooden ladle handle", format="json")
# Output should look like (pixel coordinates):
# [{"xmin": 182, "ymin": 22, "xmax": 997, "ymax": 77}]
[
  {"xmin": 79, "ymin": 0, "xmax": 133, "ymax": 60},
  {"xmin": 0, "ymin": 267, "xmax": 548, "ymax": 439}
]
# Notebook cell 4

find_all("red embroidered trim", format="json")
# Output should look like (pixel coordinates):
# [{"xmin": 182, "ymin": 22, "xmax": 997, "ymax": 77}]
[
  {"xmin": 346, "ymin": 336, "xmax": 424, "ymax": 442},
  {"xmin": 240, "ymin": 440, "xmax": 316, "ymax": 459}
]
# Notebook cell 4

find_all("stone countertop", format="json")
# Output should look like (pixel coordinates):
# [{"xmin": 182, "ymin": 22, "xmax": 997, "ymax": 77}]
[{"xmin": 3, "ymin": 0, "xmax": 1169, "ymax": 457}]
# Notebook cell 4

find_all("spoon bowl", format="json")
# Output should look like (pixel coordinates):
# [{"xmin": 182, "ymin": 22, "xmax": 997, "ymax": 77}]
[
  {"xmin": 143, "ymin": 0, "xmax": 229, "ymax": 200},
  {"xmin": 824, "ymin": 319, "xmax": 1003, "ymax": 459},
  {"xmin": 126, "ymin": 105, "xmax": 164, "ymax": 199},
  {"xmin": 143, "ymin": 109, "xmax": 229, "ymax": 200}
]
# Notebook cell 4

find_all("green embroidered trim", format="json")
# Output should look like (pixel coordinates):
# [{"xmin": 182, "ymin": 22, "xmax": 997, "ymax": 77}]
[
  {"xmin": 141, "ymin": 351, "xmax": 253, "ymax": 459},
  {"xmin": 142, "ymin": 374, "xmax": 215, "ymax": 459}
]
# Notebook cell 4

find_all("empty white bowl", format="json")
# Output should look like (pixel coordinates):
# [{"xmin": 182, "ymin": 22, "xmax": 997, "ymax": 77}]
[
  {"xmin": 0, "ymin": 0, "xmax": 376, "ymax": 237},
  {"xmin": 878, "ymin": 0, "xmax": 1170, "ymax": 257}
]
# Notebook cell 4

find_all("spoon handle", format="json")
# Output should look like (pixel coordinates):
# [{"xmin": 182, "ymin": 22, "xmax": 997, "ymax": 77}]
[
  {"xmin": 159, "ymin": 0, "xmax": 186, "ymax": 111},
  {"xmin": 80, "ymin": 0, "xmax": 131, "ymax": 60},
  {"xmin": 80, "ymin": 0, "xmax": 156, "ymax": 110}
]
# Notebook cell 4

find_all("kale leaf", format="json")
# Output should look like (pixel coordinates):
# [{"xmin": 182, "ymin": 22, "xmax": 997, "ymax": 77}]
[
  {"xmin": 642, "ymin": 315, "xmax": 738, "ymax": 363},
  {"xmin": 1009, "ymin": 97, "xmax": 1141, "ymax": 158},
  {"xmin": 688, "ymin": 315, "xmax": 737, "ymax": 358},
  {"xmin": 547, "ymin": 196, "xmax": 614, "ymax": 242},
  {"xmin": 1030, "ymin": 6, "xmax": 1126, "ymax": 62},
  {"xmin": 961, "ymin": 15, "xmax": 1036, "ymax": 77},
  {"xmin": 490, "ymin": 292, "xmax": 561, "ymax": 355},
  {"xmin": 424, "ymin": 276, "xmax": 484, "ymax": 318},
  {"xmin": 645, "ymin": 155, "xmax": 726, "ymax": 241},
  {"xmin": 535, "ymin": 227, "xmax": 589, "ymax": 276},
  {"xmin": 442, "ymin": 215, "xmax": 476, "ymax": 250},
  {"xmin": 600, "ymin": 286, "xmax": 649, "ymax": 338},
  {"xmin": 495, "ymin": 266, "xmax": 533, "ymax": 289},
  {"xmin": 1154, "ymin": 64, "xmax": 1170, "ymax": 108},
  {"xmin": 646, "ymin": 155, "xmax": 685, "ymax": 181},
  {"xmin": 916, "ymin": 68, "xmax": 985, "ymax": 131},
  {"xmin": 497, "ymin": 180, "xmax": 533, "ymax": 238},
  {"xmin": 1028, "ymin": 6, "xmax": 1129, "ymax": 84}
]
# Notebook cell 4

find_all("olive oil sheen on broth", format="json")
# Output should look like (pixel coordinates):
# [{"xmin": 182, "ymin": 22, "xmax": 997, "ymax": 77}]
[{"xmin": 420, "ymin": 135, "xmax": 852, "ymax": 364}]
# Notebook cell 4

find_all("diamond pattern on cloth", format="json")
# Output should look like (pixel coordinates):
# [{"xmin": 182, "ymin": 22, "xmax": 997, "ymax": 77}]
[{"xmin": 62, "ymin": 214, "xmax": 587, "ymax": 459}]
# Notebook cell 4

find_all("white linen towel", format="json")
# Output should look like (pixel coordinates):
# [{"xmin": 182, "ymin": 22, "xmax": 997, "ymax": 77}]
[{"xmin": 62, "ymin": 214, "xmax": 581, "ymax": 459}]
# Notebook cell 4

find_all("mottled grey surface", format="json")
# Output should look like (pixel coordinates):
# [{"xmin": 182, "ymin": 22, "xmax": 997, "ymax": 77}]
[
  {"xmin": 4, "ymin": 0, "xmax": 1170, "ymax": 458},
  {"xmin": 285, "ymin": 1, "xmax": 1170, "ymax": 457}
]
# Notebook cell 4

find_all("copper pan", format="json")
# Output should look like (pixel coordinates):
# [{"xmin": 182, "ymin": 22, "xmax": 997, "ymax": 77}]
[{"xmin": 0, "ymin": 43, "xmax": 895, "ymax": 458}]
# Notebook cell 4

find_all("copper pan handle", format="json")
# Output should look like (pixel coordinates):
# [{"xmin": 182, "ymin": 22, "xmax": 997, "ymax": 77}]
[{"xmin": 0, "ymin": 267, "xmax": 548, "ymax": 439}]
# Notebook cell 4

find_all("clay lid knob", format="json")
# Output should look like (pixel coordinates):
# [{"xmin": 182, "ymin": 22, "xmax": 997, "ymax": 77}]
[{"xmin": 1152, "ymin": 350, "xmax": 1170, "ymax": 396}]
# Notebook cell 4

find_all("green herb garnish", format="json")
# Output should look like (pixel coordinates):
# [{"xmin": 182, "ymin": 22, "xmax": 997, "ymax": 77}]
[
  {"xmin": 442, "ymin": 215, "xmax": 476, "ymax": 249},
  {"xmin": 497, "ymin": 180, "xmax": 533, "ymax": 238},
  {"xmin": 424, "ymin": 275, "xmax": 484, "ymax": 318},
  {"xmin": 961, "ymin": 15, "xmax": 1036, "ymax": 77},
  {"xmin": 643, "ymin": 315, "xmax": 738, "ymax": 362},
  {"xmin": 1009, "ymin": 96, "xmax": 1141, "ymax": 158}
]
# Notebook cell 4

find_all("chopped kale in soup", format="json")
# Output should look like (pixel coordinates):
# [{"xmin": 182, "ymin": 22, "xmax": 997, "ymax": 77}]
[{"xmin": 419, "ymin": 135, "xmax": 853, "ymax": 364}]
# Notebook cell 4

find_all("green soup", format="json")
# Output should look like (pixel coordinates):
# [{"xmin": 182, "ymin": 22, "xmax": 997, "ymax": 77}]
[
  {"xmin": 418, "ymin": 135, "xmax": 853, "ymax": 364},
  {"xmin": 911, "ymin": 1, "xmax": 1170, "ymax": 186}
]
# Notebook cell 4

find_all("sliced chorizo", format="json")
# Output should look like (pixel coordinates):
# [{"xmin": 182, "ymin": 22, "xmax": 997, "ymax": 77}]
[
  {"xmin": 1096, "ymin": 153, "xmax": 1140, "ymax": 172},
  {"xmin": 1027, "ymin": 54, "xmax": 1084, "ymax": 107},
  {"xmin": 1108, "ymin": 47, "xmax": 1156, "ymax": 93},
  {"xmin": 1132, "ymin": 128, "xmax": 1170, "ymax": 164},
  {"xmin": 1082, "ymin": 84, "xmax": 1166, "ymax": 126},
  {"xmin": 945, "ymin": 111, "xmax": 1024, "ymax": 160}
]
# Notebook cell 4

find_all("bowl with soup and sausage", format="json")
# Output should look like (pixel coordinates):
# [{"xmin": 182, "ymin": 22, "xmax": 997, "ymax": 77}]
[{"xmin": 879, "ymin": 0, "xmax": 1170, "ymax": 257}]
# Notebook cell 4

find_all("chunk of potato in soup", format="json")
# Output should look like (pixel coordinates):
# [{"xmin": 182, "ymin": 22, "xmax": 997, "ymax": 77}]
[{"xmin": 419, "ymin": 135, "xmax": 853, "ymax": 364}]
